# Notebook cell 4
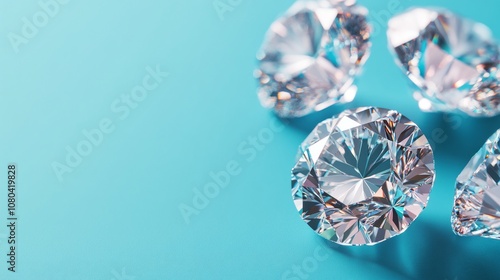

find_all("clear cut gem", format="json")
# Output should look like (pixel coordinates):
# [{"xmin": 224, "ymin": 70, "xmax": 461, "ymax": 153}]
[
  {"xmin": 452, "ymin": 129, "xmax": 500, "ymax": 239},
  {"xmin": 256, "ymin": 0, "xmax": 370, "ymax": 118},
  {"xmin": 387, "ymin": 8, "xmax": 500, "ymax": 117},
  {"xmin": 291, "ymin": 107, "xmax": 435, "ymax": 246}
]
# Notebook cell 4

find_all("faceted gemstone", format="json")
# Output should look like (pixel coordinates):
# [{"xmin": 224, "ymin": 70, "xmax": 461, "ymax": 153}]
[
  {"xmin": 256, "ymin": 0, "xmax": 370, "ymax": 118},
  {"xmin": 291, "ymin": 107, "xmax": 435, "ymax": 246},
  {"xmin": 452, "ymin": 129, "xmax": 500, "ymax": 239},
  {"xmin": 387, "ymin": 8, "xmax": 500, "ymax": 117}
]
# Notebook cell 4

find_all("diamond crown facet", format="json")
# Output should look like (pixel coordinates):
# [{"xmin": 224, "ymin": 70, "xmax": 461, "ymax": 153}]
[{"xmin": 452, "ymin": 129, "xmax": 500, "ymax": 239}]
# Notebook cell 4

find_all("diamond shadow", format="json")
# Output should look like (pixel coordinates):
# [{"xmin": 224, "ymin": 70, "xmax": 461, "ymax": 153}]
[{"xmin": 320, "ymin": 220, "xmax": 500, "ymax": 279}]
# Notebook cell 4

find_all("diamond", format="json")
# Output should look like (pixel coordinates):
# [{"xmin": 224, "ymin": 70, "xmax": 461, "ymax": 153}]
[
  {"xmin": 387, "ymin": 8, "xmax": 500, "ymax": 117},
  {"xmin": 291, "ymin": 107, "xmax": 435, "ymax": 246},
  {"xmin": 452, "ymin": 129, "xmax": 500, "ymax": 239},
  {"xmin": 256, "ymin": 0, "xmax": 370, "ymax": 118}
]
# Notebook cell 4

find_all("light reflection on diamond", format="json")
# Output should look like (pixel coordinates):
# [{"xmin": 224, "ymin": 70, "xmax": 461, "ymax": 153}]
[
  {"xmin": 256, "ymin": 0, "xmax": 370, "ymax": 118},
  {"xmin": 388, "ymin": 7, "xmax": 500, "ymax": 117},
  {"xmin": 291, "ymin": 107, "xmax": 435, "ymax": 246},
  {"xmin": 452, "ymin": 129, "xmax": 500, "ymax": 239}
]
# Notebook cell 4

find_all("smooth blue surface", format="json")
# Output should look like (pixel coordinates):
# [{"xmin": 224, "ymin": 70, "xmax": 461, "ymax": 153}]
[{"xmin": 1, "ymin": 0, "xmax": 500, "ymax": 279}]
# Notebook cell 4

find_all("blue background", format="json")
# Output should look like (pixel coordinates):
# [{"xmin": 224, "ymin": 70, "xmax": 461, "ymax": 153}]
[{"xmin": 1, "ymin": 0, "xmax": 500, "ymax": 279}]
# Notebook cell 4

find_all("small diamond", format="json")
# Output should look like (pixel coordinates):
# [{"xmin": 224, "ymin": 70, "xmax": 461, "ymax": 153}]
[
  {"xmin": 291, "ymin": 107, "xmax": 435, "ymax": 246},
  {"xmin": 388, "ymin": 8, "xmax": 500, "ymax": 117},
  {"xmin": 452, "ymin": 129, "xmax": 500, "ymax": 239},
  {"xmin": 256, "ymin": 0, "xmax": 370, "ymax": 118}
]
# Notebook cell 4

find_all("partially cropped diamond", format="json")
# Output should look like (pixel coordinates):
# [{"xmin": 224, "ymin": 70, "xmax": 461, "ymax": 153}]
[
  {"xmin": 452, "ymin": 129, "xmax": 500, "ymax": 239},
  {"xmin": 291, "ymin": 107, "xmax": 435, "ymax": 246},
  {"xmin": 388, "ymin": 8, "xmax": 500, "ymax": 117},
  {"xmin": 256, "ymin": 0, "xmax": 370, "ymax": 118}
]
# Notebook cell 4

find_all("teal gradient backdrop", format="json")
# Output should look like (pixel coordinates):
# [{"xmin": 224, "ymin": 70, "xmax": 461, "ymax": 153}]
[{"xmin": 1, "ymin": 0, "xmax": 500, "ymax": 279}]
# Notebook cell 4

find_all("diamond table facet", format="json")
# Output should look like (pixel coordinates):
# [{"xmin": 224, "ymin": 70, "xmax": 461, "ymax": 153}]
[
  {"xmin": 388, "ymin": 8, "xmax": 500, "ymax": 117},
  {"xmin": 452, "ymin": 129, "xmax": 500, "ymax": 239},
  {"xmin": 291, "ymin": 107, "xmax": 435, "ymax": 246},
  {"xmin": 256, "ymin": 0, "xmax": 370, "ymax": 118}
]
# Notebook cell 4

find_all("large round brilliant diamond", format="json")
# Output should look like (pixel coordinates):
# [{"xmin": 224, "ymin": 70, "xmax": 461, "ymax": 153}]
[
  {"xmin": 256, "ymin": 0, "xmax": 370, "ymax": 118},
  {"xmin": 291, "ymin": 107, "xmax": 435, "ymax": 246},
  {"xmin": 388, "ymin": 8, "xmax": 500, "ymax": 117}
]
